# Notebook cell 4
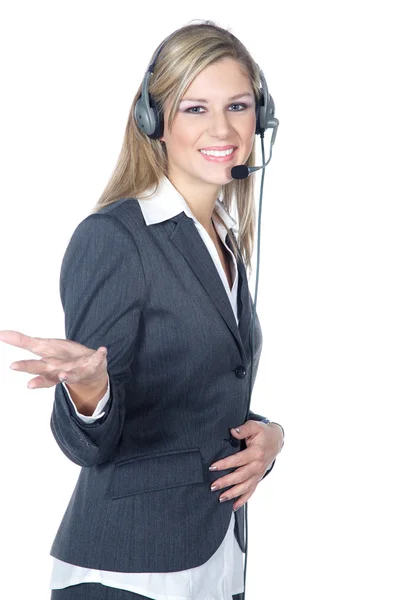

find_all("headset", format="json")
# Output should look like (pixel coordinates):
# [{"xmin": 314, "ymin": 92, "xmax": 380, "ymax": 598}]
[{"xmin": 133, "ymin": 29, "xmax": 279, "ymax": 600}]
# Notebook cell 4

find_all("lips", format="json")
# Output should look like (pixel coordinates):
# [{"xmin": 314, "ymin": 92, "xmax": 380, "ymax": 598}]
[
  {"xmin": 198, "ymin": 147, "xmax": 238, "ymax": 163},
  {"xmin": 199, "ymin": 145, "xmax": 237, "ymax": 151}
]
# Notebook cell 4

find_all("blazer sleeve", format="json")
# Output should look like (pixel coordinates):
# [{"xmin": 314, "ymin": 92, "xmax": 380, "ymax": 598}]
[
  {"xmin": 50, "ymin": 213, "xmax": 146, "ymax": 467},
  {"xmin": 248, "ymin": 409, "xmax": 268, "ymax": 422}
]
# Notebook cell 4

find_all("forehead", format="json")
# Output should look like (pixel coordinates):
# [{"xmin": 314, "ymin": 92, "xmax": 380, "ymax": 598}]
[{"xmin": 183, "ymin": 58, "xmax": 253, "ymax": 98}]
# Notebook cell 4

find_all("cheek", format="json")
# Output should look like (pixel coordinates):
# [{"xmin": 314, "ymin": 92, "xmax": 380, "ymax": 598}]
[
  {"xmin": 166, "ymin": 135, "xmax": 194, "ymax": 160},
  {"xmin": 241, "ymin": 117, "xmax": 256, "ymax": 149},
  {"xmin": 234, "ymin": 111, "xmax": 256, "ymax": 138},
  {"xmin": 168, "ymin": 116, "xmax": 200, "ymax": 149},
  {"xmin": 247, "ymin": 112, "xmax": 257, "ymax": 135}
]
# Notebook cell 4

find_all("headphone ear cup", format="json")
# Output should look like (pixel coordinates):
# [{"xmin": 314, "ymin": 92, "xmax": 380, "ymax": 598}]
[
  {"xmin": 134, "ymin": 95, "xmax": 157, "ymax": 137},
  {"xmin": 134, "ymin": 94, "xmax": 164, "ymax": 140},
  {"xmin": 147, "ymin": 95, "xmax": 164, "ymax": 140},
  {"xmin": 255, "ymin": 89, "xmax": 266, "ymax": 136}
]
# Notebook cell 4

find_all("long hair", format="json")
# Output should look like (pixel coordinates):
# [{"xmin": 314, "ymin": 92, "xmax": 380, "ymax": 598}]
[{"xmin": 90, "ymin": 20, "xmax": 263, "ymax": 275}]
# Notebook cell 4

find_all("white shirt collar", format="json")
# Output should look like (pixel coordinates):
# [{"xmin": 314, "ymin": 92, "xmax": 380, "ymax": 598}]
[{"xmin": 137, "ymin": 175, "xmax": 237, "ymax": 232}]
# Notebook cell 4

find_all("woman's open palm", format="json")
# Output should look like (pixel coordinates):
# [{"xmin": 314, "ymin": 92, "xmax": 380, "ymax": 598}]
[{"xmin": 0, "ymin": 329, "xmax": 108, "ymax": 389}]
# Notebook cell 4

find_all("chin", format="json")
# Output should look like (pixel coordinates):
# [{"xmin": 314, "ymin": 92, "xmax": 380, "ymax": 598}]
[{"xmin": 199, "ymin": 170, "xmax": 235, "ymax": 187}]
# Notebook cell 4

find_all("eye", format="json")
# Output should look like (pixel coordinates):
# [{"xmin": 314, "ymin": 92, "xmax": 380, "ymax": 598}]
[
  {"xmin": 185, "ymin": 106, "xmax": 206, "ymax": 114},
  {"xmin": 229, "ymin": 103, "xmax": 248, "ymax": 111}
]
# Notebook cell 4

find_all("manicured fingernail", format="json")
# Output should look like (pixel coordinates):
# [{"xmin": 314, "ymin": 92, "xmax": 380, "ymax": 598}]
[
  {"xmin": 209, "ymin": 466, "xmax": 218, "ymax": 471},
  {"xmin": 219, "ymin": 496, "xmax": 228, "ymax": 502}
]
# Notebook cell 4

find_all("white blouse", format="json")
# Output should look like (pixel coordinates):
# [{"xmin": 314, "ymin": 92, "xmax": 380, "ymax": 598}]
[{"xmin": 50, "ymin": 177, "xmax": 246, "ymax": 599}]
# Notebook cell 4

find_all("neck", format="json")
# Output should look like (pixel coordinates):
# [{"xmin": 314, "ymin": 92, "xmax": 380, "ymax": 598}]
[{"xmin": 167, "ymin": 172, "xmax": 221, "ymax": 233}]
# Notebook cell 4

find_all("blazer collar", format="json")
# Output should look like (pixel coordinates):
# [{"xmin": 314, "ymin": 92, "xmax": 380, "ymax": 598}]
[{"xmin": 137, "ymin": 175, "xmax": 237, "ymax": 232}]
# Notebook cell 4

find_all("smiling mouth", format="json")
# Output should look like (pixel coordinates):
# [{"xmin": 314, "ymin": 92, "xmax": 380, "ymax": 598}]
[
  {"xmin": 199, "ymin": 147, "xmax": 236, "ymax": 157},
  {"xmin": 198, "ymin": 147, "xmax": 238, "ymax": 163}
]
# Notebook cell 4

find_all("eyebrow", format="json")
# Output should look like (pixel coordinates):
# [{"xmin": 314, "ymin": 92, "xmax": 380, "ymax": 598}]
[{"xmin": 180, "ymin": 92, "xmax": 254, "ymax": 103}]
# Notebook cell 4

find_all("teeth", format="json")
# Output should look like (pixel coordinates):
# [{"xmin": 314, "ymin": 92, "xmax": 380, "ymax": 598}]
[{"xmin": 200, "ymin": 148, "xmax": 234, "ymax": 157}]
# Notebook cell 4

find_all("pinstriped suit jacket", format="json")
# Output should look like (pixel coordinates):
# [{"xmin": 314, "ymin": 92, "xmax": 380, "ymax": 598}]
[{"xmin": 49, "ymin": 185, "xmax": 275, "ymax": 573}]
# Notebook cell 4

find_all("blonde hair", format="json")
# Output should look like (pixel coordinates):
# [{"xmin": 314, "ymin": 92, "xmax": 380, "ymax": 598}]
[{"xmin": 90, "ymin": 20, "xmax": 263, "ymax": 275}]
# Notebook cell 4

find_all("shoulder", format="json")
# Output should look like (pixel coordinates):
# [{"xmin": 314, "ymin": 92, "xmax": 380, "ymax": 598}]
[
  {"xmin": 63, "ymin": 198, "xmax": 147, "ymax": 261},
  {"xmin": 69, "ymin": 198, "xmax": 144, "ymax": 242},
  {"xmin": 91, "ymin": 197, "xmax": 145, "ymax": 234}
]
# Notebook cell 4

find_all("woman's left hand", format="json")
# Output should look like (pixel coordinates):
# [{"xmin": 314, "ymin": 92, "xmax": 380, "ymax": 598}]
[{"xmin": 209, "ymin": 420, "xmax": 284, "ymax": 511}]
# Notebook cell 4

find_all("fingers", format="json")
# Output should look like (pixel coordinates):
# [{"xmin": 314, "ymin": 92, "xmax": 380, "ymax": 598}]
[
  {"xmin": 0, "ymin": 330, "xmax": 33, "ymax": 351},
  {"xmin": 10, "ymin": 358, "xmax": 45, "ymax": 374},
  {"xmin": 4, "ymin": 334, "xmax": 108, "ymax": 389},
  {"xmin": 10, "ymin": 356, "xmax": 72, "ymax": 376},
  {"xmin": 26, "ymin": 368, "xmax": 77, "ymax": 389},
  {"xmin": 27, "ymin": 373, "xmax": 70, "ymax": 389},
  {"xmin": 0, "ymin": 329, "xmax": 75, "ymax": 358},
  {"xmin": 26, "ymin": 347, "xmax": 107, "ymax": 388},
  {"xmin": 0, "ymin": 329, "xmax": 50, "ymax": 357},
  {"xmin": 27, "ymin": 375, "xmax": 51, "ymax": 389}
]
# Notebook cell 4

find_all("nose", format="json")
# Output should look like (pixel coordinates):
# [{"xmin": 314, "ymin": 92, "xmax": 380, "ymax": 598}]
[{"xmin": 207, "ymin": 110, "xmax": 232, "ymax": 139}]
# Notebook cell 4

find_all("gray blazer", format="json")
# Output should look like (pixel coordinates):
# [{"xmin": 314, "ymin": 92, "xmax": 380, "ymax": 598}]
[{"xmin": 49, "ymin": 195, "xmax": 275, "ymax": 573}]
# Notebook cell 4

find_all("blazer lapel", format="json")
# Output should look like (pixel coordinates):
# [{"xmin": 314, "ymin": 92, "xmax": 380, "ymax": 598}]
[
  {"xmin": 226, "ymin": 234, "xmax": 252, "ymax": 351},
  {"xmin": 168, "ymin": 213, "xmax": 247, "ymax": 360}
]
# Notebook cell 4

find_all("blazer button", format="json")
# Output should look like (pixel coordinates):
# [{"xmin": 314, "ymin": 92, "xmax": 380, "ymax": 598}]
[{"xmin": 234, "ymin": 365, "xmax": 246, "ymax": 378}]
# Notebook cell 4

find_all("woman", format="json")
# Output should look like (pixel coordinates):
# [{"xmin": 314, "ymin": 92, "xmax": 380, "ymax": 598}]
[{"xmin": 0, "ymin": 20, "xmax": 284, "ymax": 600}]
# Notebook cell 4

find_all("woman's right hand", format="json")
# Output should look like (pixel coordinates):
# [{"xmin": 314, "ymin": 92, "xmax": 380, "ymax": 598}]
[{"xmin": 0, "ymin": 329, "xmax": 108, "ymax": 390}]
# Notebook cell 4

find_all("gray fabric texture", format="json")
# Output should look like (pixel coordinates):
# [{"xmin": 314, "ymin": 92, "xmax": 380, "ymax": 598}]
[{"xmin": 49, "ymin": 197, "xmax": 274, "ymax": 573}]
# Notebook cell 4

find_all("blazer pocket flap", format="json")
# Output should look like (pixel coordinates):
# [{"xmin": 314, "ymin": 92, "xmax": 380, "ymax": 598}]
[{"xmin": 110, "ymin": 448, "xmax": 205, "ymax": 499}]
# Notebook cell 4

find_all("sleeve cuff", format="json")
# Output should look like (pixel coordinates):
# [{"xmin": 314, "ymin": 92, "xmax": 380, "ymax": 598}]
[{"xmin": 62, "ymin": 374, "xmax": 110, "ymax": 424}]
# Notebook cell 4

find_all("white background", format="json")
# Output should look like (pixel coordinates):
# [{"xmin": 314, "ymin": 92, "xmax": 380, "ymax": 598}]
[{"xmin": 0, "ymin": 1, "xmax": 399, "ymax": 599}]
